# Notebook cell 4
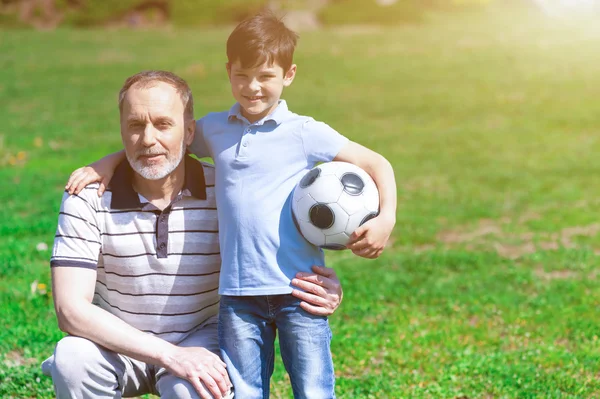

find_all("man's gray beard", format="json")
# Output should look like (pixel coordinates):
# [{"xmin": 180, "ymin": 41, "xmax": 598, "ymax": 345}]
[{"xmin": 127, "ymin": 143, "xmax": 186, "ymax": 181}]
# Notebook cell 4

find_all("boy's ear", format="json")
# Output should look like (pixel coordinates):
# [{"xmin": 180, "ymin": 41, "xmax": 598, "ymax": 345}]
[
  {"xmin": 283, "ymin": 64, "xmax": 297, "ymax": 87},
  {"xmin": 225, "ymin": 62, "xmax": 232, "ymax": 80}
]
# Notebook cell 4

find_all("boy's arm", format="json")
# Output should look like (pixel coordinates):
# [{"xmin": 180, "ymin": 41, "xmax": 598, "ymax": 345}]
[
  {"xmin": 188, "ymin": 118, "xmax": 211, "ymax": 159},
  {"xmin": 334, "ymin": 141, "xmax": 397, "ymax": 258},
  {"xmin": 66, "ymin": 150, "xmax": 125, "ymax": 196}
]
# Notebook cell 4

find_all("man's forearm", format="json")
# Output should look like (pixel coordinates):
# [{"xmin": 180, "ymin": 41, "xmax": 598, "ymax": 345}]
[{"xmin": 59, "ymin": 301, "xmax": 175, "ymax": 367}]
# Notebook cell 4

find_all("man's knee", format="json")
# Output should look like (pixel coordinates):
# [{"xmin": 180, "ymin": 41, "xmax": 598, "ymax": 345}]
[
  {"xmin": 49, "ymin": 336, "xmax": 128, "ymax": 398},
  {"xmin": 51, "ymin": 336, "xmax": 115, "ymax": 384},
  {"xmin": 160, "ymin": 378, "xmax": 200, "ymax": 399},
  {"xmin": 159, "ymin": 377, "xmax": 234, "ymax": 399}
]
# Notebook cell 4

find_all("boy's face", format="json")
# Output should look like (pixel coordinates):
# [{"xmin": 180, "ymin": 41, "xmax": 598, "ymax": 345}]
[{"xmin": 227, "ymin": 60, "xmax": 296, "ymax": 123}]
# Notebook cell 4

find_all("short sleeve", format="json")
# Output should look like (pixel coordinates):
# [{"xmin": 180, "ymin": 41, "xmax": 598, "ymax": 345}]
[
  {"xmin": 300, "ymin": 119, "xmax": 349, "ymax": 165},
  {"xmin": 189, "ymin": 117, "xmax": 211, "ymax": 159},
  {"xmin": 51, "ymin": 192, "xmax": 101, "ymax": 269}
]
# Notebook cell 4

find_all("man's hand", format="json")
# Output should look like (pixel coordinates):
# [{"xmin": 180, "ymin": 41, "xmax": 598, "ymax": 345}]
[
  {"xmin": 346, "ymin": 213, "xmax": 395, "ymax": 259},
  {"xmin": 291, "ymin": 265, "xmax": 343, "ymax": 316},
  {"xmin": 162, "ymin": 346, "xmax": 232, "ymax": 399}
]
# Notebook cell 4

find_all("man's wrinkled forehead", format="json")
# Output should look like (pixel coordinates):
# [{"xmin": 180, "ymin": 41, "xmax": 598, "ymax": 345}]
[{"xmin": 120, "ymin": 82, "xmax": 184, "ymax": 119}]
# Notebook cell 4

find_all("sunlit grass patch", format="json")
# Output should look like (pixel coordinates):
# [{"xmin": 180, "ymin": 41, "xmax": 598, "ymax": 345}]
[{"xmin": 2, "ymin": 3, "xmax": 600, "ymax": 397}]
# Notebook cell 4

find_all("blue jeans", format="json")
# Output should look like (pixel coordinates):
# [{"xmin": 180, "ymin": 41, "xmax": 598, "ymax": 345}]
[{"xmin": 218, "ymin": 294, "xmax": 335, "ymax": 399}]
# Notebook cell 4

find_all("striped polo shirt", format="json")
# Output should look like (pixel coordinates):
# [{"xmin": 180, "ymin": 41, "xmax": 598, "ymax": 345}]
[{"xmin": 50, "ymin": 156, "xmax": 220, "ymax": 344}]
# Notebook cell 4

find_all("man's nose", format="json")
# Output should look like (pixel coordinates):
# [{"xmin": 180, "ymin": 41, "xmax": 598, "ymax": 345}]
[{"xmin": 141, "ymin": 124, "xmax": 158, "ymax": 147}]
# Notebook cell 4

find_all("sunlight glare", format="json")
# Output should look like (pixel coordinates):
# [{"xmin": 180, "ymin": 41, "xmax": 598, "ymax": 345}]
[{"xmin": 532, "ymin": 0, "xmax": 598, "ymax": 15}]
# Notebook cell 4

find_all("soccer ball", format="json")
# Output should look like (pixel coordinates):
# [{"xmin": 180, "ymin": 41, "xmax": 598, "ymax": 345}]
[{"xmin": 292, "ymin": 161, "xmax": 380, "ymax": 250}]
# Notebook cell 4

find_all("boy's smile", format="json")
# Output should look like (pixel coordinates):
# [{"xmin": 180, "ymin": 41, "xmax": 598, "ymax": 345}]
[
  {"xmin": 243, "ymin": 95, "xmax": 266, "ymax": 105},
  {"xmin": 227, "ymin": 60, "xmax": 296, "ymax": 123}
]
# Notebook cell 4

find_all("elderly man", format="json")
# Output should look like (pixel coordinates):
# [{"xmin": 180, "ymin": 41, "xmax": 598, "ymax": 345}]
[{"xmin": 42, "ymin": 71, "xmax": 343, "ymax": 399}]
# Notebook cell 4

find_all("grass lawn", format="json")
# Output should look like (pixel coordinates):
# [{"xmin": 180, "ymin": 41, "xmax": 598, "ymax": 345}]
[{"xmin": 2, "ymin": 3, "xmax": 600, "ymax": 398}]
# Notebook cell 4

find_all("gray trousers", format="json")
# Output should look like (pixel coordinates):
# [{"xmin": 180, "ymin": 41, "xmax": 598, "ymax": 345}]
[{"xmin": 41, "ymin": 323, "xmax": 233, "ymax": 399}]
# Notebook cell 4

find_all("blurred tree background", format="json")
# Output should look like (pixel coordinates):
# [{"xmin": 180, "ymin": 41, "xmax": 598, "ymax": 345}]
[{"xmin": 0, "ymin": 0, "xmax": 500, "ymax": 29}]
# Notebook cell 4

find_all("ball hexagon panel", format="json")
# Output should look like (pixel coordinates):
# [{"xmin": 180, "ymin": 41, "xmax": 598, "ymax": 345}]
[
  {"xmin": 316, "ymin": 161, "xmax": 342, "ymax": 177},
  {"xmin": 324, "ymin": 232, "xmax": 350, "ymax": 249},
  {"xmin": 298, "ymin": 220, "xmax": 326, "ymax": 247},
  {"xmin": 336, "ymin": 191, "xmax": 367, "ymax": 216},
  {"xmin": 363, "ymin": 188, "xmax": 380, "ymax": 213},
  {"xmin": 294, "ymin": 193, "xmax": 319, "ymax": 222},
  {"xmin": 302, "ymin": 173, "xmax": 344, "ymax": 204}
]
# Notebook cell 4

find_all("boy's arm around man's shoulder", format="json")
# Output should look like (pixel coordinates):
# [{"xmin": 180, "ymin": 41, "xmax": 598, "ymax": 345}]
[
  {"xmin": 66, "ymin": 150, "xmax": 125, "ymax": 196},
  {"xmin": 188, "ymin": 115, "xmax": 211, "ymax": 159}
]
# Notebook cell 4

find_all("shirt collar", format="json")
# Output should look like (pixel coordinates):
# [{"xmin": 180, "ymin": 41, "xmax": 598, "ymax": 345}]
[
  {"xmin": 227, "ymin": 100, "xmax": 289, "ymax": 126},
  {"xmin": 109, "ymin": 154, "xmax": 207, "ymax": 209}
]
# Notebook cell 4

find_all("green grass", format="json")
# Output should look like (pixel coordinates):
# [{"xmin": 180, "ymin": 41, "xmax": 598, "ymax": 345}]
[{"xmin": 2, "ymin": 3, "xmax": 600, "ymax": 398}]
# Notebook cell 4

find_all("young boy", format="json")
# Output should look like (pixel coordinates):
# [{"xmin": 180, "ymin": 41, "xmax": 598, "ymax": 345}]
[{"xmin": 67, "ymin": 11, "xmax": 396, "ymax": 398}]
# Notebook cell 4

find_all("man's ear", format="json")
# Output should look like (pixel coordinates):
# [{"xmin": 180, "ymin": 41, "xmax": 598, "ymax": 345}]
[
  {"xmin": 185, "ymin": 119, "xmax": 196, "ymax": 146},
  {"xmin": 283, "ymin": 64, "xmax": 297, "ymax": 87}
]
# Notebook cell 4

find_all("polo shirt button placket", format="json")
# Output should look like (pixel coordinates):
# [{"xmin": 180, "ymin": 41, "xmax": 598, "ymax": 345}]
[{"xmin": 240, "ymin": 126, "xmax": 251, "ymax": 153}]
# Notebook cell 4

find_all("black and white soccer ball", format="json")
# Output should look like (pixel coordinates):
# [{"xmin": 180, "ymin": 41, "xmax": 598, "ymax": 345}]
[{"xmin": 292, "ymin": 161, "xmax": 379, "ymax": 250}]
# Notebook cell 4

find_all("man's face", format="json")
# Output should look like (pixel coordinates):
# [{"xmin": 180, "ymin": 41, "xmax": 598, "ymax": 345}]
[
  {"xmin": 120, "ymin": 82, "xmax": 194, "ymax": 180},
  {"xmin": 227, "ymin": 60, "xmax": 296, "ymax": 123}
]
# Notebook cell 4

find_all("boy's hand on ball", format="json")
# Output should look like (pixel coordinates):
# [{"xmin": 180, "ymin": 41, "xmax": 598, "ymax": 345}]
[{"xmin": 347, "ymin": 214, "xmax": 395, "ymax": 258}]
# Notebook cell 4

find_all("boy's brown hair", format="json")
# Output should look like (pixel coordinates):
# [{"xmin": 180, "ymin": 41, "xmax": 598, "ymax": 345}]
[{"xmin": 226, "ymin": 10, "xmax": 299, "ymax": 72}]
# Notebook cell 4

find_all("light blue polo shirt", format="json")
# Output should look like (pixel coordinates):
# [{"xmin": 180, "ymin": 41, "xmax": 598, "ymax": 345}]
[{"xmin": 190, "ymin": 100, "xmax": 349, "ymax": 296}]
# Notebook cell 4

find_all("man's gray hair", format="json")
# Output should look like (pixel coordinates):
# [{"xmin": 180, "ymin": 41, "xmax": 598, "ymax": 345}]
[{"xmin": 118, "ymin": 70, "xmax": 194, "ymax": 121}]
